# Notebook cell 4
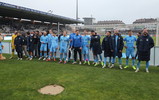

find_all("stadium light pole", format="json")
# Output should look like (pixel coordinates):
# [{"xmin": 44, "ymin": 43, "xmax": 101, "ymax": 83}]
[{"xmin": 76, "ymin": 0, "xmax": 78, "ymax": 25}]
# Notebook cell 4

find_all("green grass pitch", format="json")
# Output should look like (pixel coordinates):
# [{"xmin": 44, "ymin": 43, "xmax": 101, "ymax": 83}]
[{"xmin": 0, "ymin": 54, "xmax": 159, "ymax": 100}]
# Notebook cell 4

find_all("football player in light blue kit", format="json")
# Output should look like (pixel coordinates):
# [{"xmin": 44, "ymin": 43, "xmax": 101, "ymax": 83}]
[
  {"xmin": 46, "ymin": 32, "xmax": 58, "ymax": 61},
  {"xmin": 0, "ymin": 33, "xmax": 4, "ymax": 59},
  {"xmin": 124, "ymin": 30, "xmax": 137, "ymax": 70},
  {"xmin": 38, "ymin": 31, "xmax": 48, "ymax": 60},
  {"xmin": 82, "ymin": 30, "xmax": 91, "ymax": 65},
  {"xmin": 59, "ymin": 31, "xmax": 69, "ymax": 64},
  {"xmin": 48, "ymin": 30, "xmax": 53, "ymax": 57}
]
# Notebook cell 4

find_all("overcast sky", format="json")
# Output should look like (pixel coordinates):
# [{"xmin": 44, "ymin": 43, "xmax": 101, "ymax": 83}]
[{"xmin": 1, "ymin": 0, "xmax": 159, "ymax": 24}]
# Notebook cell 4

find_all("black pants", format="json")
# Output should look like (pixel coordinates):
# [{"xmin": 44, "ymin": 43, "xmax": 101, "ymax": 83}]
[
  {"xmin": 68, "ymin": 45, "xmax": 72, "ymax": 59},
  {"xmin": 38, "ymin": 43, "xmax": 41, "ymax": 56},
  {"xmin": 135, "ymin": 49, "xmax": 138, "ymax": 59},
  {"xmin": 17, "ymin": 52, "xmax": 23, "ymax": 58},
  {"xmin": 74, "ymin": 47, "xmax": 82, "ymax": 61},
  {"xmin": 34, "ymin": 44, "xmax": 38, "ymax": 56}
]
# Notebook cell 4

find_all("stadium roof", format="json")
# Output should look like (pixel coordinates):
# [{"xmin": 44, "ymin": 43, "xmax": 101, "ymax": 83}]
[{"xmin": 0, "ymin": 2, "xmax": 84, "ymax": 24}]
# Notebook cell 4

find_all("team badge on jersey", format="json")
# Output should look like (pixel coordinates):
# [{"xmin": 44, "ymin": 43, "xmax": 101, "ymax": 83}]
[{"xmin": 146, "ymin": 39, "xmax": 149, "ymax": 41}]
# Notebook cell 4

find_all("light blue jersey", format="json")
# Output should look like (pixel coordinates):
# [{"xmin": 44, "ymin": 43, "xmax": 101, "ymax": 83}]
[
  {"xmin": 0, "ymin": 42, "xmax": 3, "ymax": 54},
  {"xmin": 124, "ymin": 35, "xmax": 137, "ymax": 57},
  {"xmin": 124, "ymin": 36, "xmax": 137, "ymax": 50},
  {"xmin": 60, "ymin": 36, "xmax": 69, "ymax": 53},
  {"xmin": 69, "ymin": 33, "xmax": 76, "ymax": 45},
  {"xmin": 48, "ymin": 33, "xmax": 52, "ymax": 49},
  {"xmin": 82, "ymin": 35, "xmax": 91, "ymax": 54},
  {"xmin": 40, "ymin": 35, "xmax": 48, "ymax": 51},
  {"xmin": 115, "ymin": 35, "xmax": 118, "ymax": 51},
  {"xmin": 50, "ymin": 36, "xmax": 58, "ymax": 52}
]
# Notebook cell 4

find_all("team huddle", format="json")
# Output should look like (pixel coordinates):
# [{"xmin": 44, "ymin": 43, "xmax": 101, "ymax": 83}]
[{"xmin": 7, "ymin": 28, "xmax": 154, "ymax": 73}]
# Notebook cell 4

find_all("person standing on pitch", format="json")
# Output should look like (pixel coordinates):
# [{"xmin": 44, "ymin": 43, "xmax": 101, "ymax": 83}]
[
  {"xmin": 38, "ymin": 31, "xmax": 48, "ymax": 61},
  {"xmin": 110, "ymin": 29, "xmax": 124, "ymax": 69},
  {"xmin": 135, "ymin": 28, "xmax": 154, "ymax": 73},
  {"xmin": 37, "ymin": 32, "xmax": 43, "ymax": 57},
  {"xmin": 124, "ymin": 30, "xmax": 137, "ymax": 70},
  {"xmin": 135, "ymin": 32, "xmax": 141, "ymax": 59},
  {"xmin": 33, "ymin": 31, "xmax": 38, "ymax": 57},
  {"xmin": 48, "ymin": 30, "xmax": 53, "ymax": 58},
  {"xmin": 46, "ymin": 32, "xmax": 58, "ymax": 61},
  {"xmin": 26, "ymin": 32, "xmax": 34, "ymax": 60},
  {"xmin": 59, "ymin": 31, "xmax": 69, "ymax": 64},
  {"xmin": 71, "ymin": 30, "xmax": 82, "ymax": 65},
  {"xmin": 14, "ymin": 32, "xmax": 23, "ymax": 60},
  {"xmin": 102, "ymin": 31, "xmax": 112, "ymax": 68},
  {"xmin": 67, "ymin": 28, "xmax": 76, "ymax": 62},
  {"xmin": 82, "ymin": 30, "xmax": 91, "ymax": 65},
  {"xmin": 91, "ymin": 32, "xmax": 100, "ymax": 64},
  {"xmin": 10, "ymin": 31, "xmax": 17, "ymax": 59},
  {"xmin": 22, "ymin": 33, "xmax": 28, "ymax": 58},
  {"xmin": 90, "ymin": 30, "xmax": 103, "ymax": 67}
]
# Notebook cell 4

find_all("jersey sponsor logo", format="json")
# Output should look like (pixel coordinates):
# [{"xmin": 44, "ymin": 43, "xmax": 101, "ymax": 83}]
[
  {"xmin": 140, "ymin": 39, "xmax": 143, "ymax": 41},
  {"xmin": 146, "ymin": 39, "xmax": 149, "ymax": 41}
]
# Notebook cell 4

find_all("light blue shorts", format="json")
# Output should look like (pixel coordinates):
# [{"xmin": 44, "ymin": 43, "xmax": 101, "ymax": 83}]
[{"xmin": 40, "ymin": 44, "xmax": 47, "ymax": 51}]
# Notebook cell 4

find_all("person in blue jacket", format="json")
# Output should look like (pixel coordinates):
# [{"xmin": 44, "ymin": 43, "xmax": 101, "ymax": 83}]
[
  {"xmin": 46, "ymin": 32, "xmax": 58, "ymax": 61},
  {"xmin": 90, "ymin": 30, "xmax": 103, "ymax": 67},
  {"xmin": 14, "ymin": 32, "xmax": 23, "ymax": 60},
  {"xmin": 82, "ymin": 30, "xmax": 91, "ymax": 65},
  {"xmin": 59, "ymin": 31, "xmax": 69, "ymax": 64},
  {"xmin": 124, "ymin": 30, "xmax": 137, "ymax": 70},
  {"xmin": 38, "ymin": 31, "xmax": 48, "ymax": 61},
  {"xmin": 110, "ymin": 29, "xmax": 124, "ymax": 69},
  {"xmin": 102, "ymin": 31, "xmax": 112, "ymax": 68},
  {"xmin": 67, "ymin": 28, "xmax": 76, "ymax": 62},
  {"xmin": 135, "ymin": 28, "xmax": 154, "ymax": 73},
  {"xmin": 71, "ymin": 30, "xmax": 82, "ymax": 65}
]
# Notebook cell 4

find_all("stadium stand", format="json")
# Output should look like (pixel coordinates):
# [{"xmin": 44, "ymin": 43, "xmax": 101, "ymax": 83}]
[
  {"xmin": 0, "ymin": 2, "xmax": 83, "ymax": 35},
  {"xmin": 133, "ymin": 18, "xmax": 157, "ymax": 24},
  {"xmin": 97, "ymin": 20, "xmax": 125, "ymax": 25}
]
